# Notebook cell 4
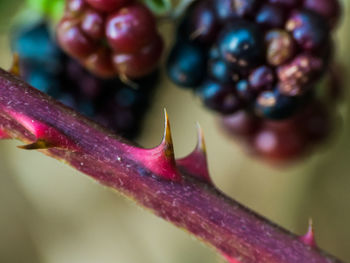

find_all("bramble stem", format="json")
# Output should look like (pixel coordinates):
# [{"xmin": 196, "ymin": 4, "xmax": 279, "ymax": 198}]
[{"xmin": 0, "ymin": 68, "xmax": 343, "ymax": 263}]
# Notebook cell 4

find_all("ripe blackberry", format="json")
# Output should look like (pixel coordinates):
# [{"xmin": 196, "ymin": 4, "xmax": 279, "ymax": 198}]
[
  {"xmin": 57, "ymin": 0, "xmax": 163, "ymax": 79},
  {"xmin": 12, "ymin": 22, "xmax": 158, "ymax": 139},
  {"xmin": 167, "ymin": 0, "xmax": 341, "ymax": 162}
]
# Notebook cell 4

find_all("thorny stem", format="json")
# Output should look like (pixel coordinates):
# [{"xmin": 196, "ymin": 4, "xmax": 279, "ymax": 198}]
[{"xmin": 0, "ymin": 68, "xmax": 343, "ymax": 263}]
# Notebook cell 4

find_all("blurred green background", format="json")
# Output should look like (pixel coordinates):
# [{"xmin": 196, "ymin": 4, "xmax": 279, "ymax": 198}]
[{"xmin": 0, "ymin": 1, "xmax": 350, "ymax": 262}]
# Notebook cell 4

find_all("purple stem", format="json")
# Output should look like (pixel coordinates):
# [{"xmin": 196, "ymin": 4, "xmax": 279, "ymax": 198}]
[{"xmin": 0, "ymin": 68, "xmax": 343, "ymax": 263}]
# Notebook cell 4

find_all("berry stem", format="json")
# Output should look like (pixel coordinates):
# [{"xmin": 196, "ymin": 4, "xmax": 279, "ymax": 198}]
[{"xmin": 0, "ymin": 68, "xmax": 343, "ymax": 263}]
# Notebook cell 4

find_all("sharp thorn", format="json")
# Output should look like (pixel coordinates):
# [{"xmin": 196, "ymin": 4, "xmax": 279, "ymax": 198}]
[
  {"xmin": 123, "ymin": 110, "xmax": 181, "ymax": 182},
  {"xmin": 162, "ymin": 109, "xmax": 175, "ymax": 158},
  {"xmin": 176, "ymin": 123, "xmax": 212, "ymax": 185},
  {"xmin": 300, "ymin": 218, "xmax": 317, "ymax": 247},
  {"xmin": 9, "ymin": 53, "xmax": 20, "ymax": 76},
  {"xmin": 18, "ymin": 139, "xmax": 55, "ymax": 150},
  {"xmin": 196, "ymin": 122, "xmax": 207, "ymax": 155}
]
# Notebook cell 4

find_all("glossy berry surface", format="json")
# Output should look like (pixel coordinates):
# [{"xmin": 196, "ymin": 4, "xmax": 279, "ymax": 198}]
[
  {"xmin": 218, "ymin": 21, "xmax": 264, "ymax": 70},
  {"xmin": 211, "ymin": 0, "xmax": 257, "ymax": 21},
  {"xmin": 105, "ymin": 4, "xmax": 156, "ymax": 53},
  {"xmin": 303, "ymin": 0, "xmax": 341, "ymax": 27},
  {"xmin": 255, "ymin": 90, "xmax": 300, "ymax": 120},
  {"xmin": 286, "ymin": 10, "xmax": 330, "ymax": 51},
  {"xmin": 188, "ymin": 1, "xmax": 219, "ymax": 45},
  {"xmin": 197, "ymin": 80, "xmax": 241, "ymax": 115},
  {"xmin": 13, "ymin": 22, "xmax": 158, "ymax": 139},
  {"xmin": 57, "ymin": 0, "xmax": 162, "ymax": 79},
  {"xmin": 167, "ymin": 41, "xmax": 206, "ymax": 88},
  {"xmin": 256, "ymin": 4, "xmax": 286, "ymax": 28}
]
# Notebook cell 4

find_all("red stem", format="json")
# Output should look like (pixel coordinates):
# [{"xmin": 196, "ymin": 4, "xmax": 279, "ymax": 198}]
[{"xmin": 0, "ymin": 68, "xmax": 343, "ymax": 263}]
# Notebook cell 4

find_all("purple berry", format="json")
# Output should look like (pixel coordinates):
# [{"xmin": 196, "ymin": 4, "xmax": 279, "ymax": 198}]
[
  {"xmin": 236, "ymin": 79, "xmax": 256, "ymax": 102},
  {"xmin": 303, "ymin": 0, "xmax": 341, "ymax": 27},
  {"xmin": 256, "ymin": 4, "xmax": 286, "ymax": 29},
  {"xmin": 255, "ymin": 90, "xmax": 300, "ymax": 120},
  {"xmin": 277, "ymin": 54, "xmax": 323, "ymax": 96},
  {"xmin": 265, "ymin": 30, "xmax": 295, "ymax": 66},
  {"xmin": 197, "ymin": 80, "xmax": 241, "ymax": 115},
  {"xmin": 220, "ymin": 111, "xmax": 261, "ymax": 136},
  {"xmin": 188, "ymin": 1, "xmax": 219, "ymax": 45},
  {"xmin": 286, "ymin": 9, "xmax": 330, "ymax": 51},
  {"xmin": 211, "ymin": 0, "xmax": 258, "ymax": 21},
  {"xmin": 249, "ymin": 66, "xmax": 275, "ymax": 90},
  {"xmin": 208, "ymin": 58, "xmax": 240, "ymax": 84},
  {"xmin": 218, "ymin": 21, "xmax": 264, "ymax": 70}
]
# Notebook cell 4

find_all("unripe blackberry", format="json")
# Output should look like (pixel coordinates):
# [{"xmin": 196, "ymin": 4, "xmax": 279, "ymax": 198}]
[
  {"xmin": 13, "ymin": 22, "xmax": 159, "ymax": 139},
  {"xmin": 57, "ymin": 0, "xmax": 163, "ymax": 79}
]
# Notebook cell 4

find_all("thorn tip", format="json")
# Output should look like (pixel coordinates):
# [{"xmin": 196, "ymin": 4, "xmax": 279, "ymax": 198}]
[
  {"xmin": 196, "ymin": 122, "xmax": 207, "ymax": 155},
  {"xmin": 9, "ymin": 53, "xmax": 20, "ymax": 76},
  {"xmin": 18, "ymin": 139, "xmax": 54, "ymax": 150},
  {"xmin": 300, "ymin": 218, "xmax": 317, "ymax": 247},
  {"xmin": 162, "ymin": 109, "xmax": 174, "ymax": 158}
]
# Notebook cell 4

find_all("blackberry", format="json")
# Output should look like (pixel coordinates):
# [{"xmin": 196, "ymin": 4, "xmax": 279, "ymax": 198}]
[
  {"xmin": 57, "ymin": 0, "xmax": 163, "ymax": 79},
  {"xmin": 220, "ymin": 97, "xmax": 337, "ymax": 163},
  {"xmin": 167, "ymin": 0, "xmax": 339, "ymax": 118},
  {"xmin": 12, "ymin": 22, "xmax": 158, "ymax": 139},
  {"xmin": 167, "ymin": 0, "xmax": 341, "ymax": 162},
  {"xmin": 167, "ymin": 41, "xmax": 207, "ymax": 88}
]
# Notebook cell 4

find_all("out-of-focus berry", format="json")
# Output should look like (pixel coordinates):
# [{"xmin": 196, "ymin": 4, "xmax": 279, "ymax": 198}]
[
  {"xmin": 167, "ymin": 41, "xmax": 206, "ymax": 87},
  {"xmin": 256, "ymin": 4, "xmax": 286, "ymax": 29},
  {"xmin": 286, "ymin": 10, "xmax": 330, "ymax": 52},
  {"xmin": 265, "ymin": 30, "xmax": 295, "ymax": 66},
  {"xmin": 197, "ymin": 80, "xmax": 241, "ymax": 115},
  {"xmin": 255, "ymin": 90, "xmax": 300, "ymax": 120},
  {"xmin": 218, "ymin": 21, "xmax": 264, "ymax": 70}
]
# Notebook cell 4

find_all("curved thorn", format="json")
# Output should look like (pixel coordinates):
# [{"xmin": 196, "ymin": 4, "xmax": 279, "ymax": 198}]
[
  {"xmin": 122, "ymin": 110, "xmax": 181, "ymax": 182},
  {"xmin": 176, "ymin": 123, "xmax": 212, "ymax": 185},
  {"xmin": 162, "ymin": 108, "xmax": 175, "ymax": 158},
  {"xmin": 300, "ymin": 218, "xmax": 317, "ymax": 248},
  {"xmin": 196, "ymin": 122, "xmax": 207, "ymax": 155},
  {"xmin": 18, "ymin": 139, "xmax": 54, "ymax": 150},
  {"xmin": 9, "ymin": 53, "xmax": 20, "ymax": 77}
]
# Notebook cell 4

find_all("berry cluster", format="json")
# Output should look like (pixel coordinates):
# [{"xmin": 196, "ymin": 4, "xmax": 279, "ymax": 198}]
[
  {"xmin": 12, "ymin": 22, "xmax": 158, "ymax": 139},
  {"xmin": 220, "ymin": 96, "xmax": 339, "ymax": 162},
  {"xmin": 57, "ymin": 0, "xmax": 163, "ymax": 78},
  {"xmin": 167, "ymin": 0, "xmax": 340, "ymax": 121}
]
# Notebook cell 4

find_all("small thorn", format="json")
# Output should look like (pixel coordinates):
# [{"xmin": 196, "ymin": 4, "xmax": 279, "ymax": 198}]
[
  {"xmin": 300, "ymin": 218, "xmax": 317, "ymax": 248},
  {"xmin": 176, "ymin": 123, "xmax": 212, "ymax": 185},
  {"xmin": 9, "ymin": 53, "xmax": 20, "ymax": 76},
  {"xmin": 5, "ymin": 110, "xmax": 79, "ymax": 151},
  {"xmin": 196, "ymin": 122, "xmax": 207, "ymax": 155},
  {"xmin": 123, "ymin": 110, "xmax": 181, "ymax": 182},
  {"xmin": 222, "ymin": 253, "xmax": 242, "ymax": 263},
  {"xmin": 162, "ymin": 109, "xmax": 175, "ymax": 158},
  {"xmin": 18, "ymin": 139, "xmax": 55, "ymax": 150}
]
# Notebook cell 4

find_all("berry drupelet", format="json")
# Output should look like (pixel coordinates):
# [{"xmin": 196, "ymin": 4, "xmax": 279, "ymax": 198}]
[
  {"xmin": 167, "ymin": 0, "xmax": 341, "ymax": 162},
  {"xmin": 57, "ymin": 0, "xmax": 163, "ymax": 79},
  {"xmin": 12, "ymin": 22, "xmax": 158, "ymax": 139}
]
